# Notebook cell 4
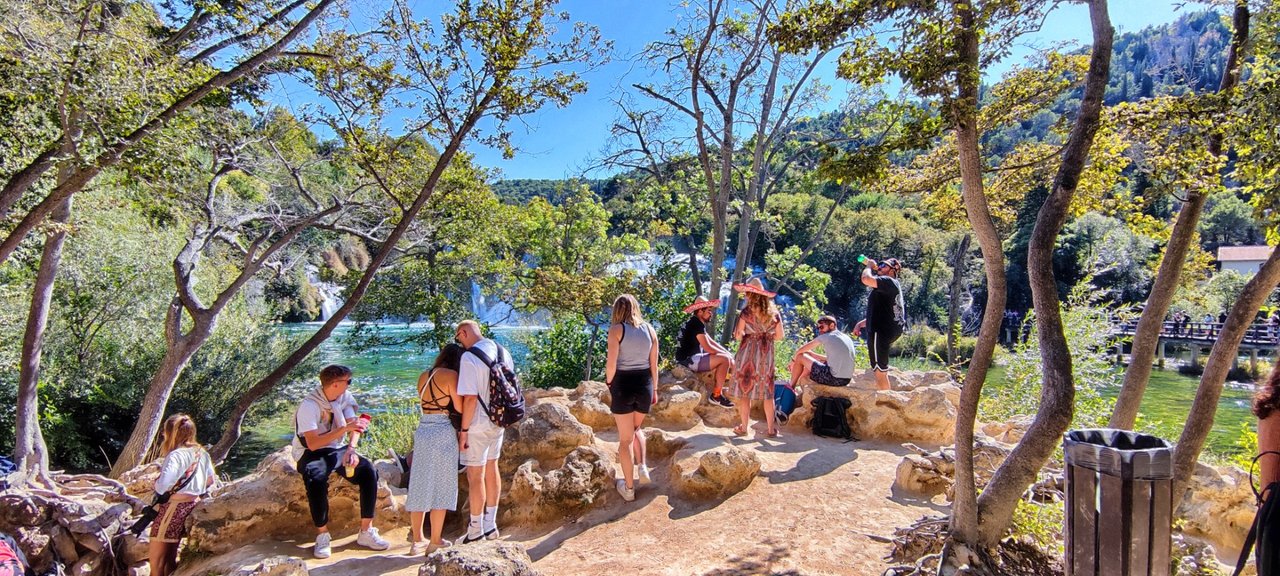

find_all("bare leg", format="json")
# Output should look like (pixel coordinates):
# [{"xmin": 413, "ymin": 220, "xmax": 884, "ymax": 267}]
[
  {"xmin": 709, "ymin": 355, "xmax": 730, "ymax": 397},
  {"xmin": 615, "ymin": 413, "xmax": 636, "ymax": 488},
  {"xmin": 734, "ymin": 399, "xmax": 750, "ymax": 435},
  {"xmin": 765, "ymin": 397, "xmax": 778, "ymax": 436},
  {"xmin": 164, "ymin": 542, "xmax": 179, "ymax": 576},
  {"xmin": 484, "ymin": 459, "xmax": 501, "ymax": 507},
  {"xmin": 149, "ymin": 540, "xmax": 168, "ymax": 576},
  {"xmin": 429, "ymin": 509, "xmax": 447, "ymax": 545},
  {"xmin": 410, "ymin": 511, "xmax": 425, "ymax": 543},
  {"xmin": 466, "ymin": 466, "xmax": 485, "ymax": 520},
  {"xmin": 631, "ymin": 413, "xmax": 648, "ymax": 468},
  {"xmin": 874, "ymin": 369, "xmax": 890, "ymax": 391}
]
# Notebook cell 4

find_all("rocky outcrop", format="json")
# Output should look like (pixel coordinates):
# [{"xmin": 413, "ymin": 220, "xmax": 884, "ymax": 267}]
[
  {"xmin": 640, "ymin": 429, "xmax": 689, "ymax": 460},
  {"xmin": 500, "ymin": 403, "xmax": 595, "ymax": 473},
  {"xmin": 175, "ymin": 547, "xmax": 308, "ymax": 576},
  {"xmin": 980, "ymin": 415, "xmax": 1034, "ymax": 444},
  {"xmin": 0, "ymin": 474, "xmax": 146, "ymax": 576},
  {"xmin": 566, "ymin": 381, "xmax": 615, "ymax": 431},
  {"xmin": 891, "ymin": 441, "xmax": 1012, "ymax": 498},
  {"xmin": 504, "ymin": 446, "xmax": 613, "ymax": 525},
  {"xmin": 668, "ymin": 445, "xmax": 760, "ymax": 500},
  {"xmin": 186, "ymin": 447, "xmax": 407, "ymax": 555},
  {"xmin": 421, "ymin": 540, "xmax": 539, "ymax": 576},
  {"xmin": 803, "ymin": 372, "xmax": 960, "ymax": 444},
  {"xmin": 1177, "ymin": 463, "xmax": 1255, "ymax": 563},
  {"xmin": 649, "ymin": 385, "xmax": 702, "ymax": 428}
]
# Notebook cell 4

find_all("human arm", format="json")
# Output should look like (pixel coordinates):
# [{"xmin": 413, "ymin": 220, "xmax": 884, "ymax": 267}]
[
  {"xmin": 860, "ymin": 258, "xmax": 878, "ymax": 288},
  {"xmin": 773, "ymin": 313, "xmax": 784, "ymax": 341},
  {"xmin": 648, "ymin": 324, "xmax": 660, "ymax": 405},
  {"xmin": 458, "ymin": 356, "xmax": 479, "ymax": 449},
  {"xmin": 852, "ymin": 319, "xmax": 866, "ymax": 337},
  {"xmin": 1260, "ymin": 414, "xmax": 1280, "ymax": 492},
  {"xmin": 605, "ymin": 324, "xmax": 621, "ymax": 384},
  {"xmin": 697, "ymin": 332, "xmax": 731, "ymax": 355},
  {"xmin": 733, "ymin": 314, "xmax": 746, "ymax": 341}
]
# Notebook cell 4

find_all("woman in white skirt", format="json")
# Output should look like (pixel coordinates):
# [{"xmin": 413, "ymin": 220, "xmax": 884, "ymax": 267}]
[{"xmin": 407, "ymin": 344, "xmax": 465, "ymax": 555}]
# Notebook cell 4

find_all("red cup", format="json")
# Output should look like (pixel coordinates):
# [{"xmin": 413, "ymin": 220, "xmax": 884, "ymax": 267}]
[{"xmin": 356, "ymin": 413, "xmax": 372, "ymax": 433}]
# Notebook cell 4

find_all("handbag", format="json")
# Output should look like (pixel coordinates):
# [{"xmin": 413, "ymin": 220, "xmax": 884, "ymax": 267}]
[{"xmin": 127, "ymin": 456, "xmax": 201, "ymax": 536}]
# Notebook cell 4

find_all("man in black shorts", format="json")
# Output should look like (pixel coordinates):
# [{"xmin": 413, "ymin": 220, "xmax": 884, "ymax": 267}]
[
  {"xmin": 675, "ymin": 296, "xmax": 734, "ymax": 407},
  {"xmin": 853, "ymin": 257, "xmax": 905, "ymax": 391}
]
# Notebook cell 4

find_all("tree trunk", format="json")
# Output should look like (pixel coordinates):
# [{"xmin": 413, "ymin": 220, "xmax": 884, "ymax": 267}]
[
  {"xmin": 946, "ymin": 233, "xmax": 972, "ymax": 365},
  {"xmin": 12, "ymin": 197, "xmax": 72, "ymax": 486},
  {"xmin": 109, "ymin": 312, "xmax": 212, "ymax": 477},
  {"xmin": 685, "ymin": 236, "xmax": 702, "ymax": 295},
  {"xmin": 1110, "ymin": 1, "xmax": 1250, "ymax": 430},
  {"xmin": 209, "ymin": 93, "xmax": 494, "ymax": 462},
  {"xmin": 1172, "ymin": 247, "xmax": 1280, "ymax": 496},
  {"xmin": 971, "ymin": 0, "xmax": 1112, "ymax": 547},
  {"xmin": 946, "ymin": 1, "xmax": 1009, "ymax": 555},
  {"xmin": 584, "ymin": 321, "xmax": 600, "ymax": 381}
]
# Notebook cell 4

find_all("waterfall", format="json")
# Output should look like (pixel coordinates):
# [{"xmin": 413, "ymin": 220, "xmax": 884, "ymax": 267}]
[{"xmin": 305, "ymin": 266, "xmax": 345, "ymax": 322}]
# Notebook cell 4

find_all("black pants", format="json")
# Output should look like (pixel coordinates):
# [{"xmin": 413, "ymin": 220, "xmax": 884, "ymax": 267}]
[
  {"xmin": 868, "ymin": 329, "xmax": 900, "ymax": 372},
  {"xmin": 297, "ymin": 447, "xmax": 378, "ymax": 527}
]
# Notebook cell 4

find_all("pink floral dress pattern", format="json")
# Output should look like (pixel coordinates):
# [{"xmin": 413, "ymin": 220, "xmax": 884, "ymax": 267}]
[{"xmin": 731, "ymin": 311, "xmax": 779, "ymax": 401}]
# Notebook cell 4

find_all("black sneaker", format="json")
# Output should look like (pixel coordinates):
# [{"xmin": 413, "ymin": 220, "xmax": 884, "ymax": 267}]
[{"xmin": 712, "ymin": 394, "xmax": 734, "ymax": 408}]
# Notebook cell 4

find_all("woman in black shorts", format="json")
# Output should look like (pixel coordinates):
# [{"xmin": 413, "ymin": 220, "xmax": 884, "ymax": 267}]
[{"xmin": 605, "ymin": 294, "xmax": 659, "ymax": 502}]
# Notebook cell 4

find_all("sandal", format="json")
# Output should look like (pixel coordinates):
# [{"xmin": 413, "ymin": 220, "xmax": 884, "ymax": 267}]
[
  {"xmin": 732, "ymin": 425, "xmax": 746, "ymax": 436},
  {"xmin": 767, "ymin": 429, "xmax": 781, "ymax": 438}
]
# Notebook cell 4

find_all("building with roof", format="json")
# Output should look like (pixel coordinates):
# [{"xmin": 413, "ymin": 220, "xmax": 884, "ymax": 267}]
[{"xmin": 1217, "ymin": 245, "xmax": 1274, "ymax": 275}]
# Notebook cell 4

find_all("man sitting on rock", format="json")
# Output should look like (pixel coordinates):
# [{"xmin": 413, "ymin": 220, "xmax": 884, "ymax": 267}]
[
  {"xmin": 675, "ymin": 296, "xmax": 734, "ymax": 407},
  {"xmin": 789, "ymin": 315, "xmax": 856, "ymax": 388},
  {"xmin": 294, "ymin": 364, "xmax": 390, "ymax": 559}
]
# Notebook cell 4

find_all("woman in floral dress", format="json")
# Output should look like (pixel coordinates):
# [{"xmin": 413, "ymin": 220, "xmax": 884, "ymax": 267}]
[{"xmin": 731, "ymin": 278, "xmax": 785, "ymax": 438}]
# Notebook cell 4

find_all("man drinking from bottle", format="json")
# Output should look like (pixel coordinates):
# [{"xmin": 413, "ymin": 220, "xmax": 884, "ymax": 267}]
[
  {"xmin": 294, "ymin": 364, "xmax": 390, "ymax": 558},
  {"xmin": 853, "ymin": 256, "xmax": 907, "ymax": 391}
]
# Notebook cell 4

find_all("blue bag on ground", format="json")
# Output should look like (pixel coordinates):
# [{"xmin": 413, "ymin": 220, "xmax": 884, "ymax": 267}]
[{"xmin": 774, "ymin": 382, "xmax": 796, "ymax": 423}]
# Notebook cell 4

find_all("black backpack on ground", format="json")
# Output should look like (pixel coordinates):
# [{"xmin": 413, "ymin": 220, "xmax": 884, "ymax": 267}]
[
  {"xmin": 809, "ymin": 396, "xmax": 856, "ymax": 441},
  {"xmin": 1235, "ymin": 451, "xmax": 1280, "ymax": 576},
  {"xmin": 468, "ymin": 344, "xmax": 526, "ymax": 428}
]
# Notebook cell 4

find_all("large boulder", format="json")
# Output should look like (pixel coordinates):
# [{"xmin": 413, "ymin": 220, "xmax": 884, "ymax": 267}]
[
  {"xmin": 980, "ymin": 415, "xmax": 1034, "ymax": 444},
  {"xmin": 640, "ymin": 429, "xmax": 689, "ymax": 460},
  {"xmin": 500, "ymin": 403, "xmax": 594, "ymax": 473},
  {"xmin": 503, "ymin": 446, "xmax": 613, "ymax": 525},
  {"xmin": 805, "ymin": 373, "xmax": 959, "ymax": 444},
  {"xmin": 695, "ymin": 404, "xmax": 739, "ymax": 428},
  {"xmin": 648, "ymin": 385, "xmax": 701, "ymax": 428},
  {"xmin": 891, "ymin": 441, "xmax": 1012, "ymax": 499},
  {"xmin": 186, "ymin": 447, "xmax": 407, "ymax": 555},
  {"xmin": 119, "ymin": 463, "xmax": 162, "ymax": 498},
  {"xmin": 566, "ymin": 381, "xmax": 614, "ymax": 431},
  {"xmin": 175, "ymin": 547, "xmax": 308, "ymax": 576},
  {"xmin": 421, "ymin": 540, "xmax": 539, "ymax": 576},
  {"xmin": 1177, "ymin": 463, "xmax": 1255, "ymax": 562},
  {"xmin": 668, "ymin": 445, "xmax": 760, "ymax": 500}
]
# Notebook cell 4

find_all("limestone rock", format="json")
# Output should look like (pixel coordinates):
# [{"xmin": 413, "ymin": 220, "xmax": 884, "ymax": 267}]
[
  {"xmin": 119, "ymin": 462, "xmax": 162, "ymax": 498},
  {"xmin": 640, "ymin": 429, "xmax": 688, "ymax": 460},
  {"xmin": 421, "ymin": 540, "xmax": 539, "ymax": 576},
  {"xmin": 186, "ymin": 447, "xmax": 406, "ymax": 555},
  {"xmin": 118, "ymin": 532, "xmax": 150, "ymax": 566},
  {"xmin": 68, "ymin": 551, "xmax": 102, "ymax": 576},
  {"xmin": 981, "ymin": 415, "xmax": 1034, "ymax": 444},
  {"xmin": 805, "ymin": 379, "xmax": 959, "ymax": 445},
  {"xmin": 504, "ymin": 446, "xmax": 613, "ymax": 525},
  {"xmin": 669, "ymin": 445, "xmax": 760, "ymax": 500},
  {"xmin": 176, "ymin": 547, "xmax": 309, "ymax": 576},
  {"xmin": 1177, "ymin": 463, "xmax": 1255, "ymax": 562},
  {"xmin": 649, "ymin": 385, "xmax": 701, "ymax": 428},
  {"xmin": 500, "ymin": 402, "xmax": 594, "ymax": 473},
  {"xmin": 894, "ymin": 454, "xmax": 953, "ymax": 497},
  {"xmin": 567, "ymin": 381, "xmax": 614, "ymax": 431},
  {"xmin": 524, "ymin": 386, "xmax": 569, "ymax": 404},
  {"xmin": 695, "ymin": 403, "xmax": 739, "ymax": 428}
]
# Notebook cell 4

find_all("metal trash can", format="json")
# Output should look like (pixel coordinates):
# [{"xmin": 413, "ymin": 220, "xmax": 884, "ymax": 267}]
[{"xmin": 1063, "ymin": 429, "xmax": 1174, "ymax": 576}]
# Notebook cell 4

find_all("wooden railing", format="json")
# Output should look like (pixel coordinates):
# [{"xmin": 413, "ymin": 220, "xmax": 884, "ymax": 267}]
[{"xmin": 1110, "ymin": 320, "xmax": 1280, "ymax": 347}]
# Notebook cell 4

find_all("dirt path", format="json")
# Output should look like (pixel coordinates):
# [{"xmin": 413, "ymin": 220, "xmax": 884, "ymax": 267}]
[{"xmin": 217, "ymin": 423, "xmax": 945, "ymax": 576}]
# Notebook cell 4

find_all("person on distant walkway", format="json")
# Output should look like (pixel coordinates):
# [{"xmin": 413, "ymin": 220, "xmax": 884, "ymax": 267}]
[
  {"xmin": 294, "ymin": 365, "xmax": 390, "ymax": 559},
  {"xmin": 407, "ymin": 344, "xmax": 465, "ymax": 556},
  {"xmin": 606, "ymin": 294, "xmax": 660, "ymax": 503},
  {"xmin": 789, "ymin": 315, "xmax": 857, "ymax": 388},
  {"xmin": 0, "ymin": 531, "xmax": 33, "ymax": 576},
  {"xmin": 676, "ymin": 296, "xmax": 735, "ymax": 408},
  {"xmin": 853, "ymin": 257, "xmax": 906, "ymax": 391},
  {"xmin": 148, "ymin": 414, "xmax": 216, "ymax": 576},
  {"xmin": 731, "ymin": 278, "xmax": 784, "ymax": 438},
  {"xmin": 457, "ymin": 320, "xmax": 513, "ymax": 542},
  {"xmin": 1270, "ymin": 310, "xmax": 1280, "ymax": 344}
]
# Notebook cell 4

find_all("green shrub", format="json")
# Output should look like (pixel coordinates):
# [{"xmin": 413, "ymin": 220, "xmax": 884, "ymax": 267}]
[
  {"xmin": 1009, "ymin": 498, "xmax": 1064, "ymax": 556},
  {"xmin": 892, "ymin": 325, "xmax": 944, "ymax": 359},
  {"xmin": 927, "ymin": 335, "xmax": 977, "ymax": 365},
  {"xmin": 521, "ymin": 317, "xmax": 607, "ymax": 389},
  {"xmin": 358, "ymin": 397, "xmax": 419, "ymax": 458}
]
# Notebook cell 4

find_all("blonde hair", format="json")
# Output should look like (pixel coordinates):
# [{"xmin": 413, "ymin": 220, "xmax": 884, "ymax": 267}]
[
  {"xmin": 160, "ymin": 414, "xmax": 199, "ymax": 456},
  {"xmin": 743, "ymin": 292, "xmax": 778, "ymax": 323},
  {"xmin": 611, "ymin": 294, "xmax": 644, "ymax": 326}
]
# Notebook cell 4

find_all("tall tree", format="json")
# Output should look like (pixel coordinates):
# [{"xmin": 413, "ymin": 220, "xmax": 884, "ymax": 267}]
[
  {"xmin": 1109, "ymin": 1, "xmax": 1251, "ymax": 430},
  {"xmin": 208, "ymin": 0, "xmax": 609, "ymax": 461}
]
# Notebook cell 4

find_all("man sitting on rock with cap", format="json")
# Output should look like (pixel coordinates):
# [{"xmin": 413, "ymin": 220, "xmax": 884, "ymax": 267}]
[
  {"xmin": 675, "ymin": 296, "xmax": 735, "ymax": 407},
  {"xmin": 788, "ymin": 315, "xmax": 857, "ymax": 388}
]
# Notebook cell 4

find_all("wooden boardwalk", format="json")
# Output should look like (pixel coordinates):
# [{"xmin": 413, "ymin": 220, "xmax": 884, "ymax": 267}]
[{"xmin": 1109, "ymin": 320, "xmax": 1280, "ymax": 370}]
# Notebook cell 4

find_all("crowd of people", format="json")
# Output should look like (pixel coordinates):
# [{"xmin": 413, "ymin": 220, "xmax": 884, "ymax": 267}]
[{"xmin": 138, "ymin": 255, "xmax": 908, "ymax": 571}]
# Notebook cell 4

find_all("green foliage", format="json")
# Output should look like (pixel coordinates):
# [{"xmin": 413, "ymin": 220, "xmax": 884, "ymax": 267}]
[
  {"xmin": 1231, "ymin": 420, "xmax": 1260, "ymax": 472},
  {"xmin": 521, "ymin": 316, "xmax": 606, "ymax": 389},
  {"xmin": 358, "ymin": 397, "xmax": 419, "ymax": 459},
  {"xmin": 1009, "ymin": 499, "xmax": 1065, "ymax": 556},
  {"xmin": 892, "ymin": 325, "xmax": 944, "ymax": 360}
]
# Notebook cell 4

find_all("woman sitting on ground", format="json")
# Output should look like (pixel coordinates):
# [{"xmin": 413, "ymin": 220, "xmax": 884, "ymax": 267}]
[
  {"xmin": 407, "ymin": 343, "xmax": 466, "ymax": 555},
  {"xmin": 606, "ymin": 294, "xmax": 660, "ymax": 503},
  {"xmin": 731, "ymin": 278, "xmax": 785, "ymax": 438},
  {"xmin": 149, "ymin": 414, "xmax": 217, "ymax": 576}
]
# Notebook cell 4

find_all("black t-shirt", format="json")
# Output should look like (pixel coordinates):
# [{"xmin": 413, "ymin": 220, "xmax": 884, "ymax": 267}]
[
  {"xmin": 866, "ymin": 276, "xmax": 905, "ymax": 334},
  {"xmin": 675, "ymin": 316, "xmax": 706, "ymax": 363}
]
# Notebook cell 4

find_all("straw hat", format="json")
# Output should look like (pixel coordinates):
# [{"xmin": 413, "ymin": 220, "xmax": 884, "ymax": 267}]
[
  {"xmin": 733, "ymin": 277, "xmax": 776, "ymax": 298},
  {"xmin": 682, "ymin": 296, "xmax": 721, "ymax": 314}
]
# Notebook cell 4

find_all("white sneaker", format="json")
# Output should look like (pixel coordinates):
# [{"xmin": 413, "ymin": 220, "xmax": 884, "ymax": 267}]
[
  {"xmin": 636, "ymin": 465, "xmax": 651, "ymax": 485},
  {"xmin": 615, "ymin": 479, "xmax": 635, "ymax": 502},
  {"xmin": 357, "ymin": 527, "xmax": 391, "ymax": 551},
  {"xmin": 313, "ymin": 532, "xmax": 332, "ymax": 559},
  {"xmin": 484, "ymin": 527, "xmax": 500, "ymax": 540}
]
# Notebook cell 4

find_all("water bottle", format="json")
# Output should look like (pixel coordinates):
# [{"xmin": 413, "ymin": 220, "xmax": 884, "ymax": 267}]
[{"xmin": 856, "ymin": 254, "xmax": 867, "ymax": 264}]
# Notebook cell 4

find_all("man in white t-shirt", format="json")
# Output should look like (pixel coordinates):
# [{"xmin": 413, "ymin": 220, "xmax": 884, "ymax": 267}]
[
  {"xmin": 455, "ymin": 320, "xmax": 512, "ymax": 543},
  {"xmin": 294, "ymin": 364, "xmax": 390, "ymax": 558},
  {"xmin": 789, "ymin": 316, "xmax": 857, "ymax": 387}
]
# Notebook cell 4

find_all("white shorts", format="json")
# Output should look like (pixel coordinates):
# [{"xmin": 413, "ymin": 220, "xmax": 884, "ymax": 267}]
[{"xmin": 460, "ymin": 426, "xmax": 504, "ymax": 467}]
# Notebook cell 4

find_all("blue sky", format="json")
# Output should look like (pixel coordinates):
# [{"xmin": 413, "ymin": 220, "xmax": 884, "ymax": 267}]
[{"xmin": 278, "ymin": 1, "xmax": 1202, "ymax": 181}]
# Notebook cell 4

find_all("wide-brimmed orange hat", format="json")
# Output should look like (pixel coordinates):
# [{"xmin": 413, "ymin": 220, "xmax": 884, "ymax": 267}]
[
  {"xmin": 682, "ymin": 296, "xmax": 721, "ymax": 314},
  {"xmin": 733, "ymin": 277, "xmax": 776, "ymax": 298}
]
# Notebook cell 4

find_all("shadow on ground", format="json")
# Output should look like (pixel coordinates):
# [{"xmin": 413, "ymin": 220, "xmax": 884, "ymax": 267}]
[{"xmin": 700, "ymin": 538, "xmax": 804, "ymax": 576}]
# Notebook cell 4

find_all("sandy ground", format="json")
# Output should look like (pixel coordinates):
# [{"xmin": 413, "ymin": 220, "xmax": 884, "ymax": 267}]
[{"xmin": 198, "ymin": 422, "xmax": 946, "ymax": 576}]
